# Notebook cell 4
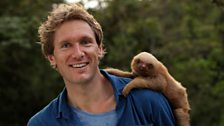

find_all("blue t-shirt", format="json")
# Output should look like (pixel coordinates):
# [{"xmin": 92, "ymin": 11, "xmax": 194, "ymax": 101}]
[
  {"xmin": 27, "ymin": 70, "xmax": 175, "ymax": 126},
  {"xmin": 71, "ymin": 106, "xmax": 118, "ymax": 126}
]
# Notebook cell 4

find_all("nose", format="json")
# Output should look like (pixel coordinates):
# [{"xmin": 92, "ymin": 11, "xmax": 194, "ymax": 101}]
[
  {"xmin": 139, "ymin": 63, "xmax": 146, "ymax": 70},
  {"xmin": 139, "ymin": 64, "xmax": 145, "ymax": 70},
  {"xmin": 71, "ymin": 43, "xmax": 84, "ymax": 59}
]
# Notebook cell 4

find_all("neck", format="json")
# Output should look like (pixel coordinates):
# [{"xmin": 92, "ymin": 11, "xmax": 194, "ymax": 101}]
[{"xmin": 65, "ymin": 71, "xmax": 116, "ymax": 113}]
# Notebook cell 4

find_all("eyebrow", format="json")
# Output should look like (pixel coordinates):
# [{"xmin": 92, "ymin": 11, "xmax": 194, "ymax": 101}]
[
  {"xmin": 56, "ymin": 33, "xmax": 95, "ymax": 45},
  {"xmin": 80, "ymin": 36, "xmax": 94, "ymax": 41}
]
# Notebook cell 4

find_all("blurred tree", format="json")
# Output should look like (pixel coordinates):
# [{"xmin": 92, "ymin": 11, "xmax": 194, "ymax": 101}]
[
  {"xmin": 93, "ymin": 0, "xmax": 224, "ymax": 125},
  {"xmin": 0, "ymin": 0, "xmax": 224, "ymax": 125},
  {"xmin": 0, "ymin": 0, "xmax": 63, "ymax": 125},
  {"xmin": 97, "ymin": 0, "xmax": 164, "ymax": 69}
]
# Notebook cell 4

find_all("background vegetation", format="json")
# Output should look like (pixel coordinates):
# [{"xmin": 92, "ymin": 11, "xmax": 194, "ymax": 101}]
[{"xmin": 0, "ymin": 0, "xmax": 223, "ymax": 125}]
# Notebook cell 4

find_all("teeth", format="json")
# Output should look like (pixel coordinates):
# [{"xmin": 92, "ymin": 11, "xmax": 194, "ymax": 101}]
[{"xmin": 71, "ymin": 63, "xmax": 87, "ymax": 68}]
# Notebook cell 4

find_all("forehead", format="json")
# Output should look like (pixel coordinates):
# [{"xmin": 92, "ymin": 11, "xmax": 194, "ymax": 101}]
[
  {"xmin": 54, "ymin": 20, "xmax": 95, "ymax": 43},
  {"xmin": 135, "ymin": 53, "xmax": 157, "ymax": 64}
]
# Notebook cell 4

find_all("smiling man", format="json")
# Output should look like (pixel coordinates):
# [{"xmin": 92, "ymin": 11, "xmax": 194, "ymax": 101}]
[{"xmin": 27, "ymin": 3, "xmax": 175, "ymax": 126}]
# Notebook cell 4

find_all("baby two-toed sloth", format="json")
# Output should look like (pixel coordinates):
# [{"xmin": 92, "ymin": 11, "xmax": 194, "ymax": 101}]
[{"xmin": 105, "ymin": 52, "xmax": 190, "ymax": 126}]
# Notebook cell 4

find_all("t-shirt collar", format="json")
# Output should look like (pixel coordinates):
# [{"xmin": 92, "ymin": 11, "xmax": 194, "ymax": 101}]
[{"xmin": 56, "ymin": 69, "xmax": 126, "ymax": 119}]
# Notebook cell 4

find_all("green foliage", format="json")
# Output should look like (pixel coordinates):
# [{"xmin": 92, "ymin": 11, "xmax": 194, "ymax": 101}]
[
  {"xmin": 0, "ymin": 17, "xmax": 30, "ymax": 48},
  {"xmin": 96, "ymin": 0, "xmax": 224, "ymax": 125},
  {"xmin": 0, "ymin": 0, "xmax": 63, "ymax": 126},
  {"xmin": 0, "ymin": 0, "xmax": 224, "ymax": 126}
]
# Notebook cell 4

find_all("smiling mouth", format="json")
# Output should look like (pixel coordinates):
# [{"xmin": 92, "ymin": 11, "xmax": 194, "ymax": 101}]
[{"xmin": 70, "ymin": 63, "xmax": 89, "ymax": 68}]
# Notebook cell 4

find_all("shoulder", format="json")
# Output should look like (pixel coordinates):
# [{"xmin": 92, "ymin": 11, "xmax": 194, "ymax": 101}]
[
  {"xmin": 103, "ymin": 69, "xmax": 171, "ymax": 108},
  {"xmin": 127, "ymin": 89, "xmax": 175, "ymax": 124},
  {"xmin": 101, "ymin": 69, "xmax": 132, "ymax": 83},
  {"xmin": 27, "ymin": 98, "xmax": 58, "ymax": 126},
  {"xmin": 101, "ymin": 69, "xmax": 132, "ymax": 89},
  {"xmin": 128, "ymin": 89, "xmax": 170, "ymax": 109}
]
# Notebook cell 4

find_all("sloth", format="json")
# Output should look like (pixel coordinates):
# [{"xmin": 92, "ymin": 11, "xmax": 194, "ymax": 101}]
[{"xmin": 105, "ymin": 52, "xmax": 190, "ymax": 126}]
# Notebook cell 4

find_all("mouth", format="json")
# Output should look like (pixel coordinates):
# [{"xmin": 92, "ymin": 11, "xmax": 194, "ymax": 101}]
[{"xmin": 69, "ymin": 62, "xmax": 89, "ymax": 68}]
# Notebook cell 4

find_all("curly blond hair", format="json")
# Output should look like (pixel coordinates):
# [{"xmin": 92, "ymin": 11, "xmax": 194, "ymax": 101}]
[{"xmin": 38, "ymin": 3, "xmax": 104, "ymax": 57}]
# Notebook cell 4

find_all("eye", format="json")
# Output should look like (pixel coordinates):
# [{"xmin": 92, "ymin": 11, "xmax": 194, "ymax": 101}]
[
  {"xmin": 147, "ymin": 63, "xmax": 154, "ymax": 69},
  {"xmin": 61, "ymin": 42, "xmax": 71, "ymax": 48},
  {"xmin": 135, "ymin": 58, "xmax": 141, "ymax": 64},
  {"xmin": 80, "ymin": 37, "xmax": 92, "ymax": 46}
]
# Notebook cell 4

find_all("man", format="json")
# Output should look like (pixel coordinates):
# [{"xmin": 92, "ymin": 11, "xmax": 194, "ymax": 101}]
[{"xmin": 28, "ymin": 3, "xmax": 175, "ymax": 126}]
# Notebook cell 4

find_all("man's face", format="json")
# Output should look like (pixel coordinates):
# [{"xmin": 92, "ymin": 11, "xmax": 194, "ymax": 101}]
[{"xmin": 48, "ymin": 20, "xmax": 103, "ymax": 85}]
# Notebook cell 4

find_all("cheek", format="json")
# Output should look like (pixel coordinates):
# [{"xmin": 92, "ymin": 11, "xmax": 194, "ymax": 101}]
[
  {"xmin": 87, "ymin": 46, "xmax": 102, "ymax": 58},
  {"xmin": 53, "ymin": 51, "xmax": 69, "ymax": 64},
  {"xmin": 132, "ymin": 64, "xmax": 138, "ymax": 73}
]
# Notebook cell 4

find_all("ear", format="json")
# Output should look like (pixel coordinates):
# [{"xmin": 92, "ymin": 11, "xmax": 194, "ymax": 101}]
[
  {"xmin": 47, "ymin": 55, "xmax": 56, "ymax": 67},
  {"xmin": 98, "ymin": 45, "xmax": 105, "ymax": 59}
]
